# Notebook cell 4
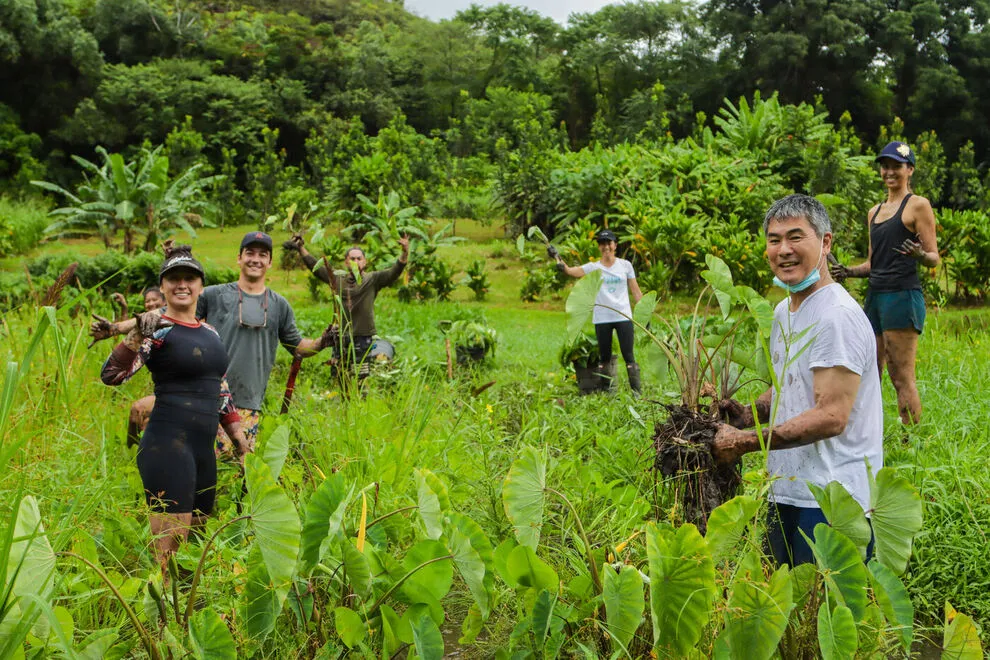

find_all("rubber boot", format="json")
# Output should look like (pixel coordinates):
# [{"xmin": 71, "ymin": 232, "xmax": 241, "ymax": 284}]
[
  {"xmin": 595, "ymin": 363, "xmax": 609, "ymax": 392},
  {"xmin": 626, "ymin": 363, "xmax": 642, "ymax": 395}
]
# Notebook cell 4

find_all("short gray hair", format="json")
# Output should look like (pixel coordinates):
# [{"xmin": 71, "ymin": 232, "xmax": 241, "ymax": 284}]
[{"xmin": 763, "ymin": 194, "xmax": 832, "ymax": 237}]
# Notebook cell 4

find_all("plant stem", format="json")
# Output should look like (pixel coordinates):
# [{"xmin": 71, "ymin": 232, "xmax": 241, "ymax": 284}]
[
  {"xmin": 184, "ymin": 515, "xmax": 250, "ymax": 625},
  {"xmin": 366, "ymin": 505, "xmax": 418, "ymax": 531},
  {"xmin": 367, "ymin": 554, "xmax": 454, "ymax": 616},
  {"xmin": 59, "ymin": 551, "xmax": 162, "ymax": 660},
  {"xmin": 545, "ymin": 487, "xmax": 602, "ymax": 594}
]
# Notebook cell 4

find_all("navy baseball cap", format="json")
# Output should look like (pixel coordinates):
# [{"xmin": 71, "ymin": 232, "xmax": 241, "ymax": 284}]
[
  {"xmin": 875, "ymin": 141, "xmax": 915, "ymax": 165},
  {"xmin": 240, "ymin": 231, "xmax": 273, "ymax": 252},
  {"xmin": 596, "ymin": 229, "xmax": 617, "ymax": 243},
  {"xmin": 159, "ymin": 248, "xmax": 205, "ymax": 281}
]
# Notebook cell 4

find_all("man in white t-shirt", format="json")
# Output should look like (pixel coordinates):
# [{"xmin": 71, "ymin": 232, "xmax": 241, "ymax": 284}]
[
  {"xmin": 555, "ymin": 229, "xmax": 644, "ymax": 392},
  {"xmin": 713, "ymin": 194, "xmax": 883, "ymax": 566}
]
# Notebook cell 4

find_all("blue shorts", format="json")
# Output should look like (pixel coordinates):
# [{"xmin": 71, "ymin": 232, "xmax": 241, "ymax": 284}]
[
  {"xmin": 767, "ymin": 502, "xmax": 875, "ymax": 566},
  {"xmin": 863, "ymin": 289, "xmax": 925, "ymax": 335}
]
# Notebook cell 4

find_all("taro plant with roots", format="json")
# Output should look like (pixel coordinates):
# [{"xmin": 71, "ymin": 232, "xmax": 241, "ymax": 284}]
[{"xmin": 566, "ymin": 254, "xmax": 774, "ymax": 531}]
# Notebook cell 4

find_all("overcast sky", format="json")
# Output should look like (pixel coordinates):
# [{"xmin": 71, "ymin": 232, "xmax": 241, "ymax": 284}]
[{"xmin": 404, "ymin": 0, "xmax": 618, "ymax": 26}]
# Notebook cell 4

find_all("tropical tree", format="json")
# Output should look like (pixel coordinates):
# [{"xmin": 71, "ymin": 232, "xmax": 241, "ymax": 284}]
[{"xmin": 33, "ymin": 145, "xmax": 221, "ymax": 253}]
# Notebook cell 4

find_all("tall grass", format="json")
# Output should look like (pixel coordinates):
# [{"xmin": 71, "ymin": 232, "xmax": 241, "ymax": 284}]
[{"xmin": 0, "ymin": 195, "xmax": 49, "ymax": 259}]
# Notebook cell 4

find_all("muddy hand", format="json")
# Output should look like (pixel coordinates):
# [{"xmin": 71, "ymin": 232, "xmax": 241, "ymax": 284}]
[
  {"xmin": 88, "ymin": 314, "xmax": 116, "ymax": 347},
  {"xmin": 712, "ymin": 424, "xmax": 749, "ymax": 465},
  {"xmin": 137, "ymin": 310, "xmax": 172, "ymax": 338},
  {"xmin": 829, "ymin": 263, "xmax": 851, "ymax": 283},
  {"xmin": 318, "ymin": 323, "xmax": 340, "ymax": 351},
  {"xmin": 716, "ymin": 399, "xmax": 750, "ymax": 428},
  {"xmin": 546, "ymin": 244, "xmax": 559, "ymax": 259},
  {"xmin": 895, "ymin": 238, "xmax": 925, "ymax": 260},
  {"xmin": 282, "ymin": 233, "xmax": 304, "ymax": 252}
]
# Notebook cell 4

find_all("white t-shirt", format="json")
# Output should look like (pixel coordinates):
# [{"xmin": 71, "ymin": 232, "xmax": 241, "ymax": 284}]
[
  {"xmin": 766, "ymin": 283, "xmax": 883, "ymax": 511},
  {"xmin": 581, "ymin": 259, "xmax": 637, "ymax": 324}
]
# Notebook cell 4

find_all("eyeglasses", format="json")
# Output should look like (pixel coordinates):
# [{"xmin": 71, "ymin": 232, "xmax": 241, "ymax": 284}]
[{"xmin": 238, "ymin": 288, "xmax": 268, "ymax": 329}]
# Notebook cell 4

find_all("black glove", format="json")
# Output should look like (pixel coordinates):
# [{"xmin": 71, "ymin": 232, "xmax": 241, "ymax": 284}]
[
  {"xmin": 555, "ymin": 261, "xmax": 566, "ymax": 273},
  {"xmin": 546, "ymin": 245, "xmax": 559, "ymax": 259},
  {"xmin": 136, "ymin": 310, "xmax": 170, "ymax": 338}
]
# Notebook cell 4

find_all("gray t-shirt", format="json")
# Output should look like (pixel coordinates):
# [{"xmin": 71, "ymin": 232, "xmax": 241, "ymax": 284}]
[{"xmin": 196, "ymin": 283, "xmax": 303, "ymax": 411}]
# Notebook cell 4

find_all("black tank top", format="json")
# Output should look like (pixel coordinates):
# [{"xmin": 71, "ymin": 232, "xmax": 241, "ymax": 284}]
[{"xmin": 868, "ymin": 194, "xmax": 921, "ymax": 292}]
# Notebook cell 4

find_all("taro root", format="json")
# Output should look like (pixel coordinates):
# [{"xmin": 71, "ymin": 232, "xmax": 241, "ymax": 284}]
[{"xmin": 653, "ymin": 404, "xmax": 742, "ymax": 534}]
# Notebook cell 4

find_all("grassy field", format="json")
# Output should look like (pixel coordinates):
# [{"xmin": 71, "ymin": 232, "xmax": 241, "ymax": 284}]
[{"xmin": 1, "ymin": 222, "xmax": 988, "ymax": 657}]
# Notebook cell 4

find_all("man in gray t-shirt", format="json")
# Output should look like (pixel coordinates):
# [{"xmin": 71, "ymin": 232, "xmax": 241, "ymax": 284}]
[{"xmin": 197, "ymin": 232, "xmax": 333, "ymax": 450}]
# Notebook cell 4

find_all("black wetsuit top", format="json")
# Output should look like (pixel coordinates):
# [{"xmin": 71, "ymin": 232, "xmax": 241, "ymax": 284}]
[
  {"xmin": 102, "ymin": 320, "xmax": 235, "ymax": 514},
  {"xmin": 869, "ymin": 194, "xmax": 922, "ymax": 292}
]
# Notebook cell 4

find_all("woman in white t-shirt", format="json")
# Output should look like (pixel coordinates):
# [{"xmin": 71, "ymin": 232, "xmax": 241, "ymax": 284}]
[{"xmin": 554, "ymin": 229, "xmax": 644, "ymax": 392}]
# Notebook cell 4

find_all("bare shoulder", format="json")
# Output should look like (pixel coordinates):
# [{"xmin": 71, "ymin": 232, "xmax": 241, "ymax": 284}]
[
  {"xmin": 867, "ymin": 202, "xmax": 881, "ymax": 222},
  {"xmin": 907, "ymin": 194, "xmax": 934, "ymax": 213}
]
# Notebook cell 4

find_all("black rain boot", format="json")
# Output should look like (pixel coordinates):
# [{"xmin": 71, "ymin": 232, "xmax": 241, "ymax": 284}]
[
  {"xmin": 595, "ymin": 362, "xmax": 610, "ymax": 392},
  {"xmin": 626, "ymin": 363, "xmax": 642, "ymax": 395}
]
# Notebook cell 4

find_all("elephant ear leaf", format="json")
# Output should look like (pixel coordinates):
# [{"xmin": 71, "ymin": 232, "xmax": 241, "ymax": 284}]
[
  {"xmin": 502, "ymin": 446, "xmax": 547, "ymax": 550},
  {"xmin": 188, "ymin": 608, "xmax": 237, "ymax": 660},
  {"xmin": 603, "ymin": 564, "xmax": 644, "ymax": 654},
  {"xmin": 245, "ymin": 455, "xmax": 301, "ymax": 600},
  {"xmin": 942, "ymin": 602, "xmax": 984, "ymax": 660},
  {"xmin": 867, "ymin": 464, "xmax": 922, "ymax": 576},
  {"xmin": 565, "ymin": 270, "xmax": 602, "ymax": 341}
]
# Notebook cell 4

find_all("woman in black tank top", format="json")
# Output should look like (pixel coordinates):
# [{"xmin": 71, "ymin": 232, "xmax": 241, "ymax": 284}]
[
  {"xmin": 829, "ymin": 141, "xmax": 940, "ymax": 425},
  {"xmin": 100, "ymin": 246, "xmax": 249, "ymax": 573}
]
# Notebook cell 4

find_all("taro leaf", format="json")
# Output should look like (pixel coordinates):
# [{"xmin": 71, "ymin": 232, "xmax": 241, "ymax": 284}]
[
  {"xmin": 411, "ymin": 607, "xmax": 444, "ymax": 660},
  {"xmin": 446, "ymin": 512, "xmax": 494, "ymax": 618},
  {"xmin": 77, "ymin": 628, "xmax": 119, "ymax": 660},
  {"xmin": 400, "ymin": 602, "xmax": 437, "ymax": 642},
  {"xmin": 867, "ymin": 559, "xmax": 913, "ymax": 652},
  {"xmin": 790, "ymin": 562, "xmax": 818, "ymax": 612},
  {"xmin": 867, "ymin": 465, "xmax": 923, "ymax": 576},
  {"xmin": 188, "ymin": 608, "xmax": 236, "ymax": 660},
  {"xmin": 334, "ymin": 606, "xmax": 365, "ymax": 649},
  {"xmin": 298, "ymin": 474, "xmax": 351, "ymax": 576},
  {"xmin": 736, "ymin": 285, "xmax": 774, "ymax": 336},
  {"xmin": 459, "ymin": 604, "xmax": 483, "ymax": 645},
  {"xmin": 380, "ymin": 605, "xmax": 402, "ymax": 658},
  {"xmin": 516, "ymin": 234, "xmax": 526, "ymax": 257},
  {"xmin": 942, "ymin": 602, "xmax": 984, "ymax": 660},
  {"xmin": 645, "ymin": 523, "xmax": 716, "ymax": 656},
  {"xmin": 603, "ymin": 564, "xmax": 644, "ymax": 654},
  {"xmin": 238, "ymin": 545, "xmax": 281, "ymax": 640},
  {"xmin": 702, "ymin": 255, "xmax": 735, "ymax": 319},
  {"xmin": 527, "ymin": 226, "xmax": 550, "ymax": 245},
  {"xmin": 245, "ymin": 454, "xmax": 300, "ymax": 601},
  {"xmin": 633, "ymin": 291, "xmax": 658, "ymax": 329},
  {"xmin": 502, "ymin": 445, "xmax": 547, "ymax": 550},
  {"xmin": 342, "ymin": 539, "xmax": 372, "ymax": 598},
  {"xmin": 565, "ymin": 270, "xmax": 602, "ymax": 341},
  {"xmin": 8, "ymin": 495, "xmax": 56, "ymax": 598},
  {"xmin": 402, "ymin": 540, "xmax": 453, "ymax": 602},
  {"xmin": 531, "ymin": 588, "xmax": 556, "ymax": 647},
  {"xmin": 808, "ymin": 481, "xmax": 871, "ymax": 560},
  {"xmin": 415, "ymin": 468, "xmax": 451, "ymax": 541},
  {"xmin": 717, "ymin": 563, "xmax": 794, "ymax": 660},
  {"xmin": 803, "ymin": 524, "xmax": 868, "ymax": 621},
  {"xmin": 506, "ymin": 544, "xmax": 558, "ymax": 592},
  {"xmin": 817, "ymin": 603, "xmax": 858, "ymax": 660},
  {"xmin": 259, "ymin": 424, "xmax": 290, "ymax": 482},
  {"xmin": 492, "ymin": 538, "xmax": 516, "ymax": 586},
  {"xmin": 705, "ymin": 495, "xmax": 760, "ymax": 562}
]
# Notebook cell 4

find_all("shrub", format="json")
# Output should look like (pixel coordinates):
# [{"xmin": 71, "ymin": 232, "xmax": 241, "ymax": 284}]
[
  {"xmin": 461, "ymin": 260, "xmax": 490, "ymax": 301},
  {"xmin": 0, "ymin": 195, "xmax": 50, "ymax": 257}
]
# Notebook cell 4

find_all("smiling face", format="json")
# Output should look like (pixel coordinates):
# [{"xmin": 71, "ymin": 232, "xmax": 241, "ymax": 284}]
[
  {"xmin": 765, "ymin": 215, "xmax": 831, "ymax": 285},
  {"xmin": 160, "ymin": 270, "xmax": 203, "ymax": 312},
  {"xmin": 597, "ymin": 240, "xmax": 617, "ymax": 259},
  {"xmin": 878, "ymin": 158, "xmax": 913, "ymax": 191},
  {"xmin": 143, "ymin": 290, "xmax": 165, "ymax": 311},
  {"xmin": 344, "ymin": 248, "xmax": 367, "ymax": 274},
  {"xmin": 238, "ymin": 245, "xmax": 272, "ymax": 282}
]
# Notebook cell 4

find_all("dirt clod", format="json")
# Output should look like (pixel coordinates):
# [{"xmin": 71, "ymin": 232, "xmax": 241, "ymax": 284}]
[{"xmin": 652, "ymin": 404, "xmax": 741, "ymax": 534}]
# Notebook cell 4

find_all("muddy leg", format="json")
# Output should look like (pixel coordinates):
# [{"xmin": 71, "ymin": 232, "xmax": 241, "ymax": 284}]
[{"xmin": 883, "ymin": 329, "xmax": 921, "ymax": 424}]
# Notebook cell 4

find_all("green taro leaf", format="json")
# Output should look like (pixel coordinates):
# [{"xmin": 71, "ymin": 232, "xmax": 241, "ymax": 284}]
[
  {"xmin": 446, "ymin": 513, "xmax": 494, "ymax": 618},
  {"xmin": 516, "ymin": 233, "xmax": 526, "ymax": 257},
  {"xmin": 717, "ymin": 563, "xmax": 794, "ymax": 660},
  {"xmin": 603, "ymin": 564, "xmax": 644, "ymax": 654},
  {"xmin": 8, "ymin": 495, "xmax": 56, "ymax": 600},
  {"xmin": 459, "ymin": 604, "xmax": 483, "ymax": 645},
  {"xmin": 259, "ymin": 424, "xmax": 290, "ymax": 482},
  {"xmin": 645, "ymin": 523, "xmax": 716, "ymax": 656},
  {"xmin": 804, "ymin": 524, "xmax": 868, "ymax": 621},
  {"xmin": 415, "ymin": 468, "xmax": 451, "ymax": 541},
  {"xmin": 334, "ymin": 607, "xmax": 365, "ymax": 649},
  {"xmin": 565, "ymin": 270, "xmax": 603, "ymax": 340},
  {"xmin": 527, "ymin": 225, "xmax": 549, "ymax": 245},
  {"xmin": 867, "ymin": 559, "xmax": 913, "ymax": 652},
  {"xmin": 942, "ymin": 602, "xmax": 984, "ymax": 660},
  {"xmin": 502, "ymin": 445, "xmax": 547, "ymax": 550},
  {"xmin": 705, "ymin": 495, "xmax": 761, "ymax": 562},
  {"xmin": 238, "ymin": 545, "xmax": 280, "ymax": 640},
  {"xmin": 808, "ymin": 481, "xmax": 871, "ymax": 560},
  {"xmin": 188, "ymin": 608, "xmax": 236, "ymax": 660},
  {"xmin": 817, "ymin": 603, "xmax": 858, "ymax": 660},
  {"xmin": 298, "ymin": 474, "xmax": 351, "ymax": 576},
  {"xmin": 77, "ymin": 628, "xmax": 119, "ymax": 659},
  {"xmin": 402, "ymin": 540, "xmax": 453, "ymax": 603},
  {"xmin": 380, "ymin": 605, "xmax": 402, "ymax": 658},
  {"xmin": 867, "ymin": 466, "xmax": 923, "ymax": 576},
  {"xmin": 492, "ymin": 538, "xmax": 516, "ymax": 586},
  {"xmin": 342, "ymin": 539, "xmax": 372, "ymax": 598},
  {"xmin": 790, "ymin": 562, "xmax": 818, "ymax": 612},
  {"xmin": 531, "ymin": 588, "xmax": 556, "ymax": 647},
  {"xmin": 411, "ymin": 607, "xmax": 444, "ymax": 660},
  {"xmin": 633, "ymin": 291, "xmax": 658, "ymax": 329},
  {"xmin": 246, "ymin": 454, "xmax": 301, "ymax": 599},
  {"xmin": 506, "ymin": 544, "xmax": 559, "ymax": 592},
  {"xmin": 702, "ymin": 255, "xmax": 735, "ymax": 319}
]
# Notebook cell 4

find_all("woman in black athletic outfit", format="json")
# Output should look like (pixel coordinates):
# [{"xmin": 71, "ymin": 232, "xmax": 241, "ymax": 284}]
[
  {"xmin": 101, "ymin": 245, "xmax": 247, "ymax": 570},
  {"xmin": 830, "ymin": 141, "xmax": 940, "ymax": 424}
]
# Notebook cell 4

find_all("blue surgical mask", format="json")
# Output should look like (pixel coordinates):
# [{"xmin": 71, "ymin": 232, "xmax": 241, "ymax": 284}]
[{"xmin": 773, "ymin": 241, "xmax": 825, "ymax": 293}]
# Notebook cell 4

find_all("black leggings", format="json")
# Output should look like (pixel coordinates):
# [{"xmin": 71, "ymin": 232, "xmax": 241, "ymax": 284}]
[
  {"xmin": 136, "ymin": 401, "xmax": 218, "ymax": 515},
  {"xmin": 595, "ymin": 321, "xmax": 635, "ymax": 366}
]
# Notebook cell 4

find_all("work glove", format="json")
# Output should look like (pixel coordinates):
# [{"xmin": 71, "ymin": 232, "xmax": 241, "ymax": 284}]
[
  {"xmin": 282, "ymin": 234, "xmax": 304, "ymax": 252},
  {"xmin": 124, "ymin": 310, "xmax": 172, "ymax": 350},
  {"xmin": 546, "ymin": 244, "xmax": 559, "ymax": 259},
  {"xmin": 317, "ymin": 323, "xmax": 340, "ymax": 351},
  {"xmin": 555, "ymin": 261, "xmax": 566, "ymax": 273}
]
